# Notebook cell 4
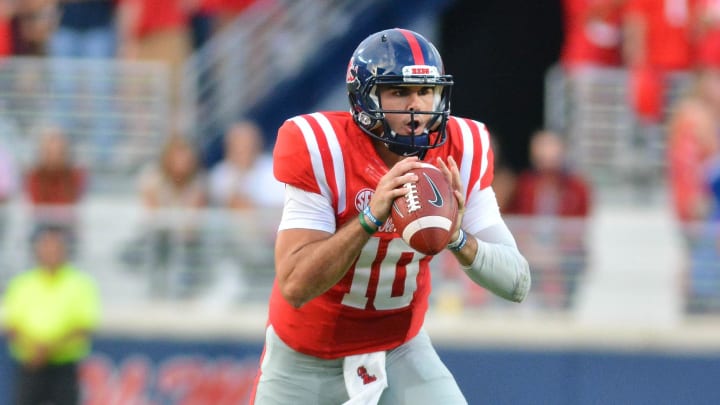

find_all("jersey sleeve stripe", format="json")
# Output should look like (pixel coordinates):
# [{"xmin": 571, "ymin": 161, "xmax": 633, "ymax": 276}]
[
  {"xmin": 474, "ymin": 120, "xmax": 491, "ymax": 183},
  {"xmin": 452, "ymin": 117, "xmax": 475, "ymax": 197},
  {"xmin": 311, "ymin": 112, "xmax": 347, "ymax": 214},
  {"xmin": 289, "ymin": 116, "xmax": 333, "ymax": 203}
]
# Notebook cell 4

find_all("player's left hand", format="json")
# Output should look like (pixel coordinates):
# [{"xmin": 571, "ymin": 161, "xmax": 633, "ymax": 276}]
[{"xmin": 436, "ymin": 156, "xmax": 465, "ymax": 240}]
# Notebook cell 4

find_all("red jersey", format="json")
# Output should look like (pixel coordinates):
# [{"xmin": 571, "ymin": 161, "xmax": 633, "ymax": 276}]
[
  {"xmin": 695, "ymin": 0, "xmax": 720, "ymax": 68},
  {"xmin": 269, "ymin": 112, "xmax": 494, "ymax": 359},
  {"xmin": 0, "ymin": 8, "xmax": 11, "ymax": 57},
  {"xmin": 667, "ymin": 110, "xmax": 715, "ymax": 222},
  {"xmin": 624, "ymin": 0, "xmax": 696, "ymax": 70},
  {"xmin": 561, "ymin": 0, "xmax": 623, "ymax": 69},
  {"xmin": 120, "ymin": 0, "xmax": 189, "ymax": 38}
]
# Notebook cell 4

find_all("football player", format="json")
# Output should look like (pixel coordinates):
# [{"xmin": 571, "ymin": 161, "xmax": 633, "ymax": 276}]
[{"xmin": 251, "ymin": 28, "xmax": 531, "ymax": 405}]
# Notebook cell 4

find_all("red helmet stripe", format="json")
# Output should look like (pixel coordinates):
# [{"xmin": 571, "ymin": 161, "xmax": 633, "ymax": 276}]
[{"xmin": 398, "ymin": 29, "xmax": 425, "ymax": 65}]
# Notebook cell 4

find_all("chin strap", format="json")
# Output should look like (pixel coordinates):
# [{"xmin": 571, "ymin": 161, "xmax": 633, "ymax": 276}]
[{"xmin": 386, "ymin": 141, "xmax": 425, "ymax": 159}]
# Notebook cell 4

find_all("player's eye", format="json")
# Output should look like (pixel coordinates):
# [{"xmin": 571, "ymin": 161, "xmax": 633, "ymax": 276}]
[
  {"xmin": 418, "ymin": 87, "xmax": 435, "ymax": 96},
  {"xmin": 390, "ymin": 88, "xmax": 407, "ymax": 97}
]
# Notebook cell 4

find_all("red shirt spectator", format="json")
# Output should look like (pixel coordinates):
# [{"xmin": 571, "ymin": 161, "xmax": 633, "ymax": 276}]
[
  {"xmin": 668, "ymin": 119, "xmax": 712, "ymax": 222},
  {"xmin": 117, "ymin": 0, "xmax": 194, "ymax": 112},
  {"xmin": 217, "ymin": 0, "xmax": 255, "ymax": 15},
  {"xmin": 623, "ymin": 0, "xmax": 697, "ymax": 69},
  {"xmin": 623, "ymin": 0, "xmax": 698, "ymax": 121},
  {"xmin": 24, "ymin": 127, "xmax": 86, "ymax": 239},
  {"xmin": 561, "ymin": 0, "xmax": 624, "ymax": 70},
  {"xmin": 667, "ymin": 64, "xmax": 720, "ymax": 222},
  {"xmin": 695, "ymin": 0, "xmax": 720, "ymax": 63},
  {"xmin": 119, "ymin": 0, "xmax": 189, "ymax": 38},
  {"xmin": 506, "ymin": 130, "xmax": 592, "ymax": 217},
  {"xmin": 505, "ymin": 130, "xmax": 591, "ymax": 310},
  {"xmin": 508, "ymin": 171, "xmax": 591, "ymax": 216},
  {"xmin": 26, "ymin": 168, "xmax": 85, "ymax": 206},
  {"xmin": 0, "ymin": 0, "xmax": 12, "ymax": 57}
]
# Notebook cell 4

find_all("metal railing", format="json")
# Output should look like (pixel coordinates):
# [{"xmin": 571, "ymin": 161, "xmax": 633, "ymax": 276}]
[
  {"xmin": 179, "ymin": 0, "xmax": 378, "ymax": 144},
  {"xmin": 0, "ymin": 199, "xmax": 669, "ymax": 314},
  {"xmin": 1, "ymin": 197, "xmax": 718, "ymax": 322},
  {"xmin": 0, "ymin": 57, "xmax": 170, "ymax": 188},
  {"xmin": 544, "ymin": 65, "xmax": 692, "ymax": 187}
]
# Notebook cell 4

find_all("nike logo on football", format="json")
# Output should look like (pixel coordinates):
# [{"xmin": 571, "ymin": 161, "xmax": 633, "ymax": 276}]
[{"xmin": 425, "ymin": 173, "xmax": 444, "ymax": 207}]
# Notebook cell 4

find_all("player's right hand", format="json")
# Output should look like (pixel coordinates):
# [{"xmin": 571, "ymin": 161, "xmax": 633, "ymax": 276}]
[{"xmin": 368, "ymin": 157, "xmax": 424, "ymax": 223}]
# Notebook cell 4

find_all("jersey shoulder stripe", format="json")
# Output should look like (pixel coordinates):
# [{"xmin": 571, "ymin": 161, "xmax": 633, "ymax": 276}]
[
  {"xmin": 276, "ymin": 113, "xmax": 346, "ymax": 215},
  {"xmin": 448, "ymin": 116, "xmax": 494, "ymax": 199},
  {"xmin": 310, "ymin": 113, "xmax": 347, "ymax": 214}
]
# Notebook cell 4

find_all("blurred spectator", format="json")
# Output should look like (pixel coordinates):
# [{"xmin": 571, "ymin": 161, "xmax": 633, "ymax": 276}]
[
  {"xmin": 208, "ymin": 120, "xmax": 284, "ymax": 209},
  {"xmin": 213, "ymin": 0, "xmax": 256, "ymax": 32},
  {"xmin": 0, "ymin": 0, "xmax": 12, "ymax": 56},
  {"xmin": 506, "ymin": 130, "xmax": 592, "ymax": 309},
  {"xmin": 10, "ymin": 0, "xmax": 58, "ymax": 56},
  {"xmin": 2, "ymin": 225, "xmax": 100, "ymax": 405},
  {"xmin": 24, "ymin": 126, "xmax": 86, "ymax": 248},
  {"xmin": 695, "ymin": 0, "xmax": 720, "ymax": 46},
  {"xmin": 117, "ymin": 0, "xmax": 194, "ymax": 113},
  {"xmin": 48, "ymin": 0, "xmax": 119, "ymax": 167},
  {"xmin": 49, "ymin": 0, "xmax": 116, "ymax": 58},
  {"xmin": 668, "ymin": 67, "xmax": 720, "ymax": 222},
  {"xmin": 560, "ymin": 0, "xmax": 624, "ymax": 72},
  {"xmin": 667, "ymin": 54, "xmax": 720, "ymax": 313},
  {"xmin": 622, "ymin": 0, "xmax": 695, "ymax": 123},
  {"xmin": 206, "ymin": 121, "xmax": 283, "ymax": 298},
  {"xmin": 137, "ymin": 134, "xmax": 207, "ymax": 296},
  {"xmin": 0, "ymin": 140, "xmax": 18, "ymax": 264},
  {"xmin": 507, "ymin": 130, "xmax": 592, "ymax": 216},
  {"xmin": 488, "ymin": 132, "xmax": 517, "ymax": 213},
  {"xmin": 622, "ymin": 0, "xmax": 698, "ymax": 189},
  {"xmin": 190, "ymin": 0, "xmax": 223, "ymax": 49}
]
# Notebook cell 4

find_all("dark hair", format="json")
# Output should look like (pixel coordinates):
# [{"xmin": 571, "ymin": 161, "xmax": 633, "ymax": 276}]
[{"xmin": 31, "ymin": 224, "xmax": 71, "ymax": 245}]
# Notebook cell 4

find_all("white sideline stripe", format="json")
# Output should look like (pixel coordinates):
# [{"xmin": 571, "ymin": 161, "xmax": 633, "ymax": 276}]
[
  {"xmin": 401, "ymin": 216, "xmax": 453, "ymax": 243},
  {"xmin": 311, "ymin": 112, "xmax": 346, "ymax": 214}
]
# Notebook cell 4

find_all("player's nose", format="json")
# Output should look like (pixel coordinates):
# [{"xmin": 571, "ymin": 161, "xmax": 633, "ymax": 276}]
[{"xmin": 406, "ymin": 91, "xmax": 424, "ymax": 111}]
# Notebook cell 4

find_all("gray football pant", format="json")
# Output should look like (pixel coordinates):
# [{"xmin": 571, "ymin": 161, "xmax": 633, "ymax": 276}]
[{"xmin": 252, "ymin": 326, "xmax": 467, "ymax": 405}]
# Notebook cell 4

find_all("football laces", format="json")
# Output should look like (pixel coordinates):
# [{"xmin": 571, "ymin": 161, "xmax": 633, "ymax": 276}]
[{"xmin": 404, "ymin": 182, "xmax": 421, "ymax": 213}]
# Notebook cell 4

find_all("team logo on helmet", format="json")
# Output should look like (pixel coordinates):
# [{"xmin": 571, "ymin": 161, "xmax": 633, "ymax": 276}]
[{"xmin": 346, "ymin": 62, "xmax": 359, "ymax": 85}]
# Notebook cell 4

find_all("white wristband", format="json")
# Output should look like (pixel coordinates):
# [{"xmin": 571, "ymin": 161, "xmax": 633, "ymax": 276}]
[{"xmin": 447, "ymin": 229, "xmax": 467, "ymax": 252}]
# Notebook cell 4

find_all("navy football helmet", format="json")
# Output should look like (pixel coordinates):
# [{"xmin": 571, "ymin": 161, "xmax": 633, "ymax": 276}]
[{"xmin": 346, "ymin": 29, "xmax": 453, "ymax": 159}]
